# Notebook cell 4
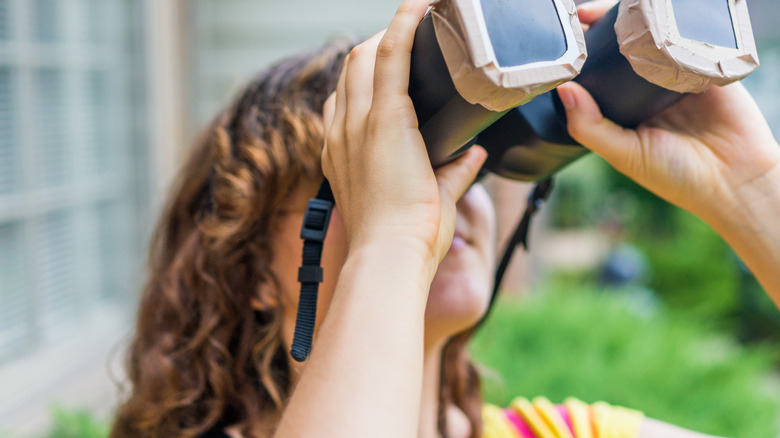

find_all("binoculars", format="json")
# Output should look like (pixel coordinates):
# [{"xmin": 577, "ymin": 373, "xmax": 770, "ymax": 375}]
[
  {"xmin": 290, "ymin": 0, "xmax": 761, "ymax": 362},
  {"xmin": 410, "ymin": 0, "xmax": 759, "ymax": 181}
]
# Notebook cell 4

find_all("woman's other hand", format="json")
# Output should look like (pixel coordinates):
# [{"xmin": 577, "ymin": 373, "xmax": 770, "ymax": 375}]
[
  {"xmin": 569, "ymin": 0, "xmax": 780, "ymax": 223},
  {"xmin": 561, "ymin": 0, "xmax": 780, "ymax": 303},
  {"xmin": 321, "ymin": 1, "xmax": 486, "ymax": 271},
  {"xmin": 558, "ymin": 79, "xmax": 779, "ymax": 229}
]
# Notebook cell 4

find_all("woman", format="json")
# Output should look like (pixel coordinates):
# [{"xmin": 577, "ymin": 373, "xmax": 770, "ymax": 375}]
[{"xmin": 111, "ymin": 0, "xmax": 780, "ymax": 436}]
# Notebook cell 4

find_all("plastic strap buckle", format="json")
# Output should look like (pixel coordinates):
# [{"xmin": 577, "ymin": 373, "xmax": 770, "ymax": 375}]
[
  {"xmin": 300, "ymin": 198, "xmax": 333, "ymax": 242},
  {"xmin": 298, "ymin": 265, "xmax": 324, "ymax": 284}
]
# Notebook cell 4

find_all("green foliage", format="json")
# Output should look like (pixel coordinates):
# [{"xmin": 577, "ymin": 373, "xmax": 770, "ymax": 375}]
[
  {"xmin": 738, "ymin": 269, "xmax": 780, "ymax": 343},
  {"xmin": 548, "ymin": 154, "xmax": 610, "ymax": 229},
  {"xmin": 38, "ymin": 407, "xmax": 107, "ymax": 438},
  {"xmin": 471, "ymin": 289, "xmax": 780, "ymax": 438},
  {"xmin": 635, "ymin": 208, "xmax": 740, "ymax": 320},
  {"xmin": 549, "ymin": 157, "xmax": 778, "ymax": 341}
]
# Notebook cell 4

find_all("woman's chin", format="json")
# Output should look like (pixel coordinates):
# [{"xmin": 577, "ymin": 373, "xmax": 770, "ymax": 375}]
[{"xmin": 424, "ymin": 267, "xmax": 492, "ymax": 340}]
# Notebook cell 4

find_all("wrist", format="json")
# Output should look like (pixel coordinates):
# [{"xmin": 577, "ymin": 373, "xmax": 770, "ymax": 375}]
[
  {"xmin": 702, "ymin": 159, "xmax": 780, "ymax": 275},
  {"xmin": 348, "ymin": 224, "xmax": 441, "ymax": 267},
  {"xmin": 343, "ymin": 236, "xmax": 439, "ymax": 300},
  {"xmin": 704, "ymin": 157, "xmax": 780, "ymax": 303},
  {"xmin": 706, "ymin": 154, "xmax": 780, "ymax": 237}
]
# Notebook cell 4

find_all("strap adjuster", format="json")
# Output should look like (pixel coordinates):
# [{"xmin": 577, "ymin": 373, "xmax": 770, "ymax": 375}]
[
  {"xmin": 292, "ymin": 179, "xmax": 334, "ymax": 362},
  {"xmin": 300, "ymin": 198, "xmax": 333, "ymax": 242},
  {"xmin": 298, "ymin": 265, "xmax": 324, "ymax": 284}
]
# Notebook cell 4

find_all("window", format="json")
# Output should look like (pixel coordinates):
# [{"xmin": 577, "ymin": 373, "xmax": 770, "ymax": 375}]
[{"xmin": 0, "ymin": 0, "xmax": 140, "ymax": 363}]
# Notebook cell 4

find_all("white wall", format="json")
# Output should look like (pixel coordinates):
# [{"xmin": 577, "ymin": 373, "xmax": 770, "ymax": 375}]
[{"xmin": 188, "ymin": 0, "xmax": 401, "ymax": 130}]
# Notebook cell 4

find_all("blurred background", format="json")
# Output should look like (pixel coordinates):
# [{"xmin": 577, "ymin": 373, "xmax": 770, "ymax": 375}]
[{"xmin": 0, "ymin": 0, "xmax": 779, "ymax": 437}]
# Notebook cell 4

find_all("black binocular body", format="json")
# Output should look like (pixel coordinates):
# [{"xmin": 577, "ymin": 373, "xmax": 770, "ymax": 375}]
[{"xmin": 410, "ymin": 0, "xmax": 759, "ymax": 181}]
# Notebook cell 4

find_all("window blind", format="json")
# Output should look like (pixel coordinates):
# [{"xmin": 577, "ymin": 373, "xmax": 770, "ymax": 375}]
[{"xmin": 0, "ymin": 0, "xmax": 139, "ymax": 363}]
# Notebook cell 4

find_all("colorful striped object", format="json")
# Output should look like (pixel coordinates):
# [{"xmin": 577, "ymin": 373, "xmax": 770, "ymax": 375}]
[{"xmin": 482, "ymin": 397, "xmax": 643, "ymax": 438}]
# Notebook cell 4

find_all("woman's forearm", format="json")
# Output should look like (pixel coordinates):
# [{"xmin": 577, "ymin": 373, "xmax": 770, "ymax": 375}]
[
  {"xmin": 708, "ymin": 158, "xmax": 780, "ymax": 308},
  {"xmin": 274, "ymin": 238, "xmax": 436, "ymax": 438}
]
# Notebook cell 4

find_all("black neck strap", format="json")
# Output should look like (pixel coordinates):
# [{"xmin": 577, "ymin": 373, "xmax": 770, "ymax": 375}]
[
  {"xmin": 290, "ymin": 179, "xmax": 334, "ymax": 362},
  {"xmin": 480, "ymin": 177, "xmax": 554, "ymax": 324}
]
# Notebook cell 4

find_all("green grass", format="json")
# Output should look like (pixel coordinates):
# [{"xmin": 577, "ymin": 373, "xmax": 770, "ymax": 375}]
[
  {"xmin": 471, "ymin": 288, "xmax": 780, "ymax": 438},
  {"xmin": 41, "ymin": 407, "xmax": 108, "ymax": 438},
  {"xmin": 0, "ymin": 407, "xmax": 109, "ymax": 438}
]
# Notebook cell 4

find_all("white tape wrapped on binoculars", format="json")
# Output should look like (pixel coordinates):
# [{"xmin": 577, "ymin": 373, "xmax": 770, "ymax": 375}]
[
  {"xmin": 430, "ymin": 0, "xmax": 587, "ymax": 112},
  {"xmin": 616, "ymin": 0, "xmax": 759, "ymax": 94}
]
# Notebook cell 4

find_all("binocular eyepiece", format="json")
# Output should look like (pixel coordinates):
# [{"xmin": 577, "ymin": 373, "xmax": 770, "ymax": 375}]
[{"xmin": 411, "ymin": 0, "xmax": 759, "ymax": 181}]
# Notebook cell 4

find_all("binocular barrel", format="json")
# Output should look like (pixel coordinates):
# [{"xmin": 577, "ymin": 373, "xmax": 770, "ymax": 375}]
[
  {"xmin": 410, "ymin": 0, "xmax": 587, "ymax": 167},
  {"xmin": 411, "ymin": 0, "xmax": 759, "ymax": 181},
  {"xmin": 409, "ymin": 15, "xmax": 507, "ymax": 167}
]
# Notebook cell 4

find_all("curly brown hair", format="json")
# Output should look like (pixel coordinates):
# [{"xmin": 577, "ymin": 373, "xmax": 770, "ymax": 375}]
[{"xmin": 111, "ymin": 40, "xmax": 483, "ymax": 438}]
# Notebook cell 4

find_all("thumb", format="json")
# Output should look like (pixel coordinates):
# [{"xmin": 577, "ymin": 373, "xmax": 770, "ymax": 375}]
[
  {"xmin": 434, "ymin": 146, "xmax": 488, "ymax": 205},
  {"xmin": 577, "ymin": 0, "xmax": 618, "ymax": 25},
  {"xmin": 557, "ymin": 82, "xmax": 642, "ymax": 176}
]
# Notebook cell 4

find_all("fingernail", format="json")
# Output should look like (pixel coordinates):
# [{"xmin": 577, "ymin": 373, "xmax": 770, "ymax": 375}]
[
  {"xmin": 474, "ymin": 145, "xmax": 488, "ymax": 160},
  {"xmin": 558, "ymin": 84, "xmax": 576, "ymax": 111}
]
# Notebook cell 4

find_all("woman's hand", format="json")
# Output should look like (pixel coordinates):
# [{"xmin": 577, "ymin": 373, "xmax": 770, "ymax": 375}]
[
  {"xmin": 321, "ymin": 0, "xmax": 486, "ymax": 270},
  {"xmin": 277, "ymin": 3, "xmax": 485, "ymax": 437},
  {"xmin": 564, "ymin": 0, "xmax": 780, "ymax": 224},
  {"xmin": 558, "ymin": 79, "xmax": 780, "ymax": 227},
  {"xmin": 561, "ymin": 0, "xmax": 780, "ymax": 303}
]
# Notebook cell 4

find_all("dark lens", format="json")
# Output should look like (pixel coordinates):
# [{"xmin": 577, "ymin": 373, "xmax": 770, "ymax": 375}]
[
  {"xmin": 480, "ymin": 0, "xmax": 568, "ymax": 67},
  {"xmin": 670, "ymin": 0, "xmax": 737, "ymax": 49}
]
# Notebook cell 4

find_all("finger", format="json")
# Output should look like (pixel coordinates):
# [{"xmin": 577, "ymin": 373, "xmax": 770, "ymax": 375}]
[
  {"xmin": 344, "ymin": 32, "xmax": 384, "ymax": 133},
  {"xmin": 332, "ymin": 55, "xmax": 349, "ymax": 130},
  {"xmin": 557, "ymin": 82, "xmax": 642, "ymax": 176},
  {"xmin": 321, "ymin": 93, "xmax": 337, "ymax": 174},
  {"xmin": 372, "ymin": 0, "xmax": 430, "ymax": 104},
  {"xmin": 577, "ymin": 0, "xmax": 618, "ymax": 25},
  {"xmin": 324, "ymin": 63, "xmax": 349, "ymax": 177},
  {"xmin": 434, "ymin": 146, "xmax": 488, "ymax": 205},
  {"xmin": 325, "ymin": 56, "xmax": 349, "ymax": 165},
  {"xmin": 323, "ymin": 93, "xmax": 336, "ymax": 133}
]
